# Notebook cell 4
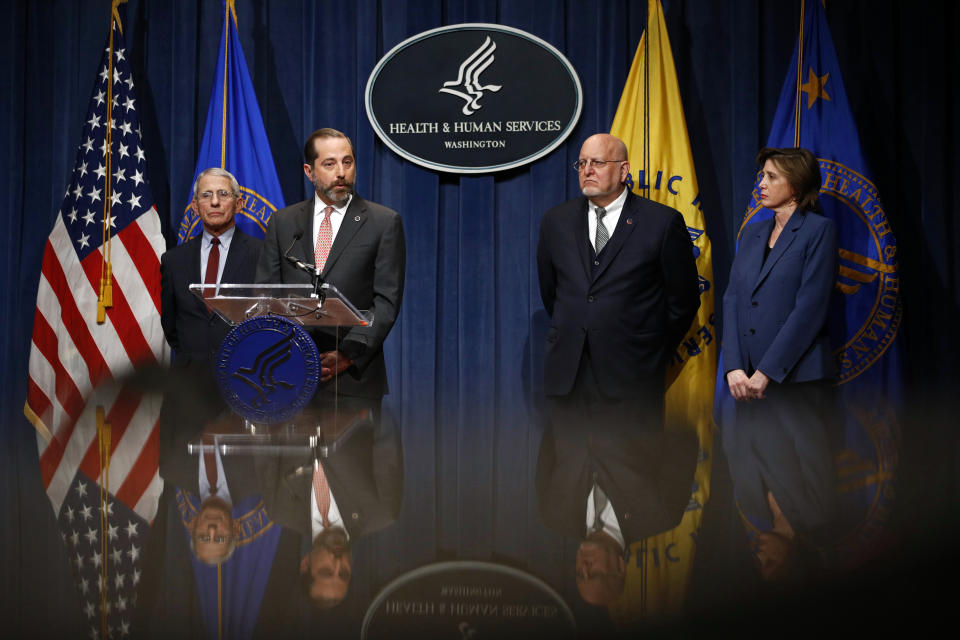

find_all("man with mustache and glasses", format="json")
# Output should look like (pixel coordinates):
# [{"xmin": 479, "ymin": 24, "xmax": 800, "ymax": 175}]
[
  {"xmin": 537, "ymin": 133, "xmax": 700, "ymax": 433},
  {"xmin": 256, "ymin": 128, "xmax": 406, "ymax": 405}
]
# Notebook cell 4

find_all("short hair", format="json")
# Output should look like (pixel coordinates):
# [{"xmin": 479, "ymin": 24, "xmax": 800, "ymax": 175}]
[
  {"xmin": 304, "ymin": 128, "xmax": 356, "ymax": 166},
  {"xmin": 756, "ymin": 147, "xmax": 822, "ymax": 212},
  {"xmin": 192, "ymin": 167, "xmax": 241, "ymax": 201}
]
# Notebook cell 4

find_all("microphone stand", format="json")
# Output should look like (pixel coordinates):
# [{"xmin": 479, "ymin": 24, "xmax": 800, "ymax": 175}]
[{"xmin": 283, "ymin": 234, "xmax": 327, "ymax": 302}]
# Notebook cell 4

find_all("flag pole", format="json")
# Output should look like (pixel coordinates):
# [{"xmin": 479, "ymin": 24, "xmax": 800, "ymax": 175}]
[
  {"xmin": 97, "ymin": 0, "xmax": 127, "ymax": 324},
  {"xmin": 641, "ymin": 0, "xmax": 651, "ymax": 199},
  {"xmin": 220, "ymin": 0, "xmax": 238, "ymax": 168},
  {"xmin": 793, "ymin": 0, "xmax": 806, "ymax": 147}
]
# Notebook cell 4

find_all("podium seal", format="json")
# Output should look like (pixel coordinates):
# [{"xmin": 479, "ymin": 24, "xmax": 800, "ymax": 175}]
[{"xmin": 216, "ymin": 315, "xmax": 319, "ymax": 423}]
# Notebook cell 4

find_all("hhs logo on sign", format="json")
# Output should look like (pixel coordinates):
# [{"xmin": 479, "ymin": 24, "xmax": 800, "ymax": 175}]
[
  {"xmin": 439, "ymin": 36, "xmax": 502, "ymax": 116},
  {"xmin": 366, "ymin": 23, "xmax": 582, "ymax": 174}
]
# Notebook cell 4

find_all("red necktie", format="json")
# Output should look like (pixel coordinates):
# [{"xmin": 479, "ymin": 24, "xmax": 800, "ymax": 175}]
[
  {"xmin": 203, "ymin": 236, "xmax": 220, "ymax": 299},
  {"xmin": 204, "ymin": 440, "xmax": 219, "ymax": 496},
  {"xmin": 313, "ymin": 462, "xmax": 331, "ymax": 528},
  {"xmin": 314, "ymin": 206, "xmax": 333, "ymax": 272}
]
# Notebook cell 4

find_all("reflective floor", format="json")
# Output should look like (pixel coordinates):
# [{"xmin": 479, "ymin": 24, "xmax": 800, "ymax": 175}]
[{"xmin": 7, "ymin": 365, "xmax": 959, "ymax": 638}]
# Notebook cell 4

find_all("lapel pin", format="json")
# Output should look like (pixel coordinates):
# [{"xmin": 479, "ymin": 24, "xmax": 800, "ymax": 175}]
[
  {"xmin": 626, "ymin": 218, "xmax": 632, "ymax": 225},
  {"xmin": 354, "ymin": 215, "xmax": 361, "ymax": 222}
]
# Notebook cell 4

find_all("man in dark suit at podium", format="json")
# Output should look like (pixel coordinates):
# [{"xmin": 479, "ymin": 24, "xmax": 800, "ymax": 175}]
[
  {"xmin": 254, "ymin": 400, "xmax": 403, "ymax": 608},
  {"xmin": 256, "ymin": 128, "xmax": 405, "ymax": 403},
  {"xmin": 160, "ymin": 167, "xmax": 262, "ymax": 368},
  {"xmin": 536, "ymin": 133, "xmax": 700, "ymax": 428}
]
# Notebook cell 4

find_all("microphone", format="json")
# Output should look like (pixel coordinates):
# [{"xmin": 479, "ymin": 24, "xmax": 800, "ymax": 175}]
[
  {"xmin": 283, "ymin": 230, "xmax": 303, "ymax": 261},
  {"xmin": 282, "ymin": 230, "xmax": 313, "ymax": 273},
  {"xmin": 282, "ymin": 230, "xmax": 325, "ymax": 299}
]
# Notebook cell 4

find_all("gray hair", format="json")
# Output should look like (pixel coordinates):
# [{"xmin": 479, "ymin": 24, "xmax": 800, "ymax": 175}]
[{"xmin": 192, "ymin": 167, "xmax": 241, "ymax": 200}]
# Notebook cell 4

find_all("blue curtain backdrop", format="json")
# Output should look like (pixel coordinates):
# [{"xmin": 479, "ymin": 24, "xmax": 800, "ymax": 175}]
[{"xmin": 3, "ymin": 0, "xmax": 958, "ymax": 633}]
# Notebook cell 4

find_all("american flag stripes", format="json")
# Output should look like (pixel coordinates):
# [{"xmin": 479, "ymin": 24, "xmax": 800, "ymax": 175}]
[{"xmin": 23, "ymin": 11, "xmax": 166, "ymax": 637}]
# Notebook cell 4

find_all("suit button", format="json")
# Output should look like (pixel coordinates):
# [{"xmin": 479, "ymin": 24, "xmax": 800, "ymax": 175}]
[
  {"xmin": 749, "ymin": 328, "xmax": 755, "ymax": 335},
  {"xmin": 594, "ymin": 260, "xmax": 600, "ymax": 266},
  {"xmin": 352, "ymin": 512, "xmax": 359, "ymax": 520},
  {"xmin": 588, "ymin": 296, "xmax": 595, "ymax": 302}
]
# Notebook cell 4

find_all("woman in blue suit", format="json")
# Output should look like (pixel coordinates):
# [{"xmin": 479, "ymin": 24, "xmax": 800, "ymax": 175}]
[
  {"xmin": 722, "ymin": 147, "xmax": 839, "ymax": 580},
  {"xmin": 723, "ymin": 147, "xmax": 837, "ymax": 399}
]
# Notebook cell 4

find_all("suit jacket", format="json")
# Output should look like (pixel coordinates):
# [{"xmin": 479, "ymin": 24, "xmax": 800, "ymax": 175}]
[
  {"xmin": 253, "ymin": 415, "xmax": 403, "ymax": 541},
  {"xmin": 160, "ymin": 228, "xmax": 263, "ymax": 367},
  {"xmin": 255, "ymin": 195, "xmax": 405, "ymax": 398},
  {"xmin": 721, "ymin": 381, "xmax": 837, "ymax": 541},
  {"xmin": 158, "ymin": 386, "xmax": 263, "ymax": 500},
  {"xmin": 721, "ymin": 210, "xmax": 837, "ymax": 384},
  {"xmin": 536, "ymin": 191, "xmax": 700, "ymax": 398},
  {"xmin": 536, "ymin": 421, "xmax": 698, "ymax": 543}
]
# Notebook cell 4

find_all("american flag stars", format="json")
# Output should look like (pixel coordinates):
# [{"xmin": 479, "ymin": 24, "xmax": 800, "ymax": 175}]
[
  {"xmin": 58, "ymin": 44, "xmax": 151, "ymax": 262},
  {"xmin": 58, "ymin": 472, "xmax": 147, "ymax": 640}
]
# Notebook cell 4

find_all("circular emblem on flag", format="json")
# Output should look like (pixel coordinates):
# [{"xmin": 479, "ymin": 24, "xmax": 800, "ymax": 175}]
[
  {"xmin": 818, "ymin": 160, "xmax": 901, "ymax": 385},
  {"xmin": 216, "ymin": 315, "xmax": 319, "ymax": 423}
]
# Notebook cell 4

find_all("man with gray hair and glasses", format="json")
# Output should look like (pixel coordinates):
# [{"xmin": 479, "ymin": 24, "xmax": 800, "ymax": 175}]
[{"xmin": 160, "ymin": 167, "xmax": 263, "ymax": 368}]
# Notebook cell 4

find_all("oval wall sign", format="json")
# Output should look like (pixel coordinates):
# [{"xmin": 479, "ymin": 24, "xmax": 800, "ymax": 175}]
[
  {"xmin": 365, "ymin": 24, "xmax": 582, "ymax": 174},
  {"xmin": 361, "ymin": 561, "xmax": 576, "ymax": 639}
]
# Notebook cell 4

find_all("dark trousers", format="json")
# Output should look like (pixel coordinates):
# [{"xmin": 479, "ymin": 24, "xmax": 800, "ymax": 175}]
[{"xmin": 547, "ymin": 345, "xmax": 664, "ymax": 435}]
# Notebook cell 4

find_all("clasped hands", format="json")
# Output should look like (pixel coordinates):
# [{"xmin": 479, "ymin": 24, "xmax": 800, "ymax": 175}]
[
  {"xmin": 726, "ymin": 368, "xmax": 769, "ymax": 402},
  {"xmin": 319, "ymin": 350, "xmax": 352, "ymax": 383}
]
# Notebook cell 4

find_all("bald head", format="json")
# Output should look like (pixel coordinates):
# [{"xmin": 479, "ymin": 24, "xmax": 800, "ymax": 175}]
[
  {"xmin": 583, "ymin": 134, "xmax": 628, "ymax": 160},
  {"xmin": 575, "ymin": 532, "xmax": 626, "ymax": 606},
  {"xmin": 577, "ymin": 134, "xmax": 630, "ymax": 207}
]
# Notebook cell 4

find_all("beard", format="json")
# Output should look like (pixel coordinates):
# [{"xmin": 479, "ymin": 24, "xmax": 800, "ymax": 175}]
[{"xmin": 314, "ymin": 177, "xmax": 354, "ymax": 205}]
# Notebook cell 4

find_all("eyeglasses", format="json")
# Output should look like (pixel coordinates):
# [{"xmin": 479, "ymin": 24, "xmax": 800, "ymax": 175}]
[
  {"xmin": 573, "ymin": 159, "xmax": 625, "ymax": 172},
  {"xmin": 196, "ymin": 533, "xmax": 230, "ymax": 544},
  {"xmin": 197, "ymin": 190, "xmax": 237, "ymax": 201}
]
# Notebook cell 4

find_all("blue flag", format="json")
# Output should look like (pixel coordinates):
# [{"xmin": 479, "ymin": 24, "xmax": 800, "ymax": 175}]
[
  {"xmin": 175, "ymin": 490, "xmax": 282, "ymax": 640},
  {"xmin": 719, "ymin": 0, "xmax": 901, "ymax": 567},
  {"xmin": 178, "ymin": 0, "xmax": 284, "ymax": 243}
]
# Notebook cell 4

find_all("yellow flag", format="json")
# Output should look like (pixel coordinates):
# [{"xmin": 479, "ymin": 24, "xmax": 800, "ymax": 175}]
[{"xmin": 609, "ymin": 0, "xmax": 717, "ymax": 622}]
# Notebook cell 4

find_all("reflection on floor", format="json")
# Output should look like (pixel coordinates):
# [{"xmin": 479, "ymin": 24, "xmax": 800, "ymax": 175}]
[{"xmin": 10, "ymin": 366, "xmax": 959, "ymax": 638}]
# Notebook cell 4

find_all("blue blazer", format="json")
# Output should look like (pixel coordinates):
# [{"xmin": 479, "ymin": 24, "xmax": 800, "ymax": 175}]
[{"xmin": 721, "ymin": 210, "xmax": 837, "ymax": 384}]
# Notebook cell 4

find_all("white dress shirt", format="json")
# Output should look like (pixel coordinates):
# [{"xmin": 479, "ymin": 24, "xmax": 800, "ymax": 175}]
[
  {"xmin": 585, "ymin": 485, "xmax": 625, "ymax": 550},
  {"xmin": 587, "ymin": 187, "xmax": 628, "ymax": 253},
  {"xmin": 197, "ymin": 443, "xmax": 232, "ymax": 507}
]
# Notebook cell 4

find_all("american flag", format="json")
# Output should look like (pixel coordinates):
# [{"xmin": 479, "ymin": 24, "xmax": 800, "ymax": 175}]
[
  {"xmin": 23, "ymin": 13, "xmax": 166, "ymax": 638},
  {"xmin": 55, "ymin": 375, "xmax": 160, "ymax": 639}
]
